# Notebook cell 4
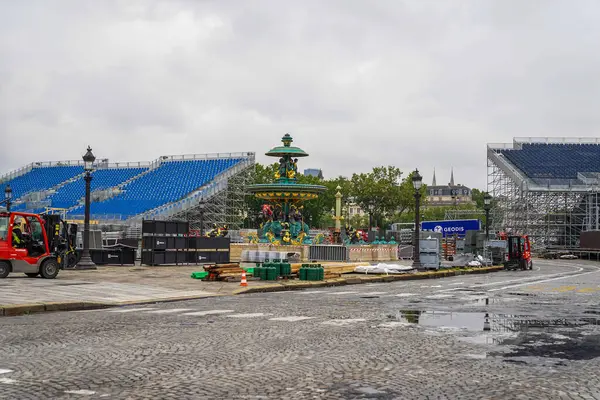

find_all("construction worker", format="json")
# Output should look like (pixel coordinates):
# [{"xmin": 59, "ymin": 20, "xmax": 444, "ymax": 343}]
[{"xmin": 11, "ymin": 218, "xmax": 24, "ymax": 248}]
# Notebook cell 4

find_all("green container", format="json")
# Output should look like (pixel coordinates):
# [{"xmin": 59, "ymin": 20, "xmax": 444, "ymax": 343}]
[
  {"xmin": 299, "ymin": 266, "xmax": 324, "ymax": 281},
  {"xmin": 266, "ymin": 266, "xmax": 277, "ymax": 281},
  {"xmin": 190, "ymin": 271, "xmax": 208, "ymax": 279},
  {"xmin": 246, "ymin": 267, "xmax": 254, "ymax": 276}
]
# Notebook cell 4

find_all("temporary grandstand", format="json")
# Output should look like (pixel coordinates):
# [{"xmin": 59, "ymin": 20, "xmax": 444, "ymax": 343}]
[
  {"xmin": 0, "ymin": 152, "xmax": 255, "ymax": 232},
  {"xmin": 487, "ymin": 137, "xmax": 600, "ymax": 248}
]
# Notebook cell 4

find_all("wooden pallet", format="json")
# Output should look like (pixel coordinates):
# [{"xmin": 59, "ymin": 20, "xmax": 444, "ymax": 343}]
[{"xmin": 203, "ymin": 263, "xmax": 245, "ymax": 281}]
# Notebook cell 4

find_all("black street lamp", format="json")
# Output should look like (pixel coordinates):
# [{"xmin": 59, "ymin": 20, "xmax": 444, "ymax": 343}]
[
  {"xmin": 412, "ymin": 169, "xmax": 423, "ymax": 269},
  {"xmin": 198, "ymin": 200, "xmax": 206, "ymax": 236},
  {"xmin": 4, "ymin": 185, "xmax": 12, "ymax": 212},
  {"xmin": 76, "ymin": 146, "xmax": 97, "ymax": 270},
  {"xmin": 483, "ymin": 191, "xmax": 492, "ymax": 240}
]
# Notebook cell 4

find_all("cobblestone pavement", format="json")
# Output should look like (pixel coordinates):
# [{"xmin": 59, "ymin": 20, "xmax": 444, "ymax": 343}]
[
  {"xmin": 0, "ymin": 265, "xmax": 235, "ymax": 306},
  {"xmin": 1, "ymin": 260, "xmax": 600, "ymax": 399},
  {"xmin": 0, "ymin": 279, "xmax": 219, "ymax": 305}
]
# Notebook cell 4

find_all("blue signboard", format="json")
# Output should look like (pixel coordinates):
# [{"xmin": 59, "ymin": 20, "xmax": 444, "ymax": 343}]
[{"xmin": 421, "ymin": 219, "xmax": 481, "ymax": 237}]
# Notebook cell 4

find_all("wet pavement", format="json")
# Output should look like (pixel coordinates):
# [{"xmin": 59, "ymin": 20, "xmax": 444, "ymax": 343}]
[{"xmin": 1, "ymin": 259, "xmax": 600, "ymax": 399}]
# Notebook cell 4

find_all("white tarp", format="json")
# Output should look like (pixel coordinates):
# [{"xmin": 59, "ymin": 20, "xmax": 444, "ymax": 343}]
[{"xmin": 354, "ymin": 264, "xmax": 414, "ymax": 274}]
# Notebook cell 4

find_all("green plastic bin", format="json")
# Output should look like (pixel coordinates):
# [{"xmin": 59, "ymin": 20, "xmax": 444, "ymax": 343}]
[{"xmin": 191, "ymin": 271, "xmax": 208, "ymax": 279}]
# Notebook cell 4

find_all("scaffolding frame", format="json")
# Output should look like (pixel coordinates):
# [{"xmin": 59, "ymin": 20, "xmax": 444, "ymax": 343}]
[
  {"xmin": 173, "ymin": 162, "xmax": 256, "ymax": 232},
  {"xmin": 487, "ymin": 139, "xmax": 600, "ymax": 249}
]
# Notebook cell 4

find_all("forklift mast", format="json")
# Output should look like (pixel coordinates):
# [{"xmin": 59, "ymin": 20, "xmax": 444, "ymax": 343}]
[{"xmin": 41, "ymin": 214, "xmax": 77, "ymax": 256}]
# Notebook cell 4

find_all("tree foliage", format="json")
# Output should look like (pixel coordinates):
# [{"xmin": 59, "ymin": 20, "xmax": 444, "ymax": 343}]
[
  {"xmin": 245, "ymin": 163, "xmax": 486, "ymax": 230},
  {"xmin": 246, "ymin": 163, "xmax": 426, "ymax": 230}
]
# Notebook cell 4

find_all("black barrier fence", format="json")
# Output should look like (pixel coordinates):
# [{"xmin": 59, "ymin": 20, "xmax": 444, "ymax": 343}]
[
  {"xmin": 141, "ymin": 219, "xmax": 229, "ymax": 266},
  {"xmin": 142, "ymin": 220, "xmax": 189, "ymax": 236},
  {"xmin": 75, "ymin": 247, "xmax": 136, "ymax": 266}
]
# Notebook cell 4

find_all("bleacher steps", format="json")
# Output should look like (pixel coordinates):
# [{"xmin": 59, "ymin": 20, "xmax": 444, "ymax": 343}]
[
  {"xmin": 66, "ymin": 166, "xmax": 153, "ymax": 211},
  {"xmin": 132, "ymin": 158, "xmax": 254, "ymax": 221}
]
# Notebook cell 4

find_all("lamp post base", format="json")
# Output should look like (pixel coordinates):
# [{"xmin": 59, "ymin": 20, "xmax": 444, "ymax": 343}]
[{"xmin": 74, "ymin": 254, "xmax": 97, "ymax": 270}]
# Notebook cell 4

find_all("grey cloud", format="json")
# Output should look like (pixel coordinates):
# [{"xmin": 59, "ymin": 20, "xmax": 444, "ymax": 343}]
[{"xmin": 1, "ymin": 0, "xmax": 599, "ymax": 190}]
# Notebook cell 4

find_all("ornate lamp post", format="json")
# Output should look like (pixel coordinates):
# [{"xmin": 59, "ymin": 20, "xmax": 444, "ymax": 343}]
[
  {"xmin": 76, "ymin": 146, "xmax": 97, "ymax": 270},
  {"xmin": 332, "ymin": 186, "xmax": 344, "ymax": 243},
  {"xmin": 483, "ymin": 191, "xmax": 492, "ymax": 240},
  {"xmin": 4, "ymin": 185, "xmax": 12, "ymax": 212},
  {"xmin": 412, "ymin": 169, "xmax": 423, "ymax": 269},
  {"xmin": 198, "ymin": 200, "xmax": 206, "ymax": 236}
]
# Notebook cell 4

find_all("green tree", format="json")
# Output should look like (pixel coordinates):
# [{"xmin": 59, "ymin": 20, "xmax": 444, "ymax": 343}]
[
  {"xmin": 471, "ymin": 188, "xmax": 487, "ymax": 209},
  {"xmin": 350, "ymin": 166, "xmax": 419, "ymax": 229}
]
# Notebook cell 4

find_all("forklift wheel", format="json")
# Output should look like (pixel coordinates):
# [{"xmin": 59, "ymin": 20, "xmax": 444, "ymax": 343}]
[
  {"xmin": 25, "ymin": 273, "xmax": 39, "ymax": 278},
  {"xmin": 40, "ymin": 259, "xmax": 60, "ymax": 279},
  {"xmin": 0, "ymin": 261, "xmax": 9, "ymax": 279}
]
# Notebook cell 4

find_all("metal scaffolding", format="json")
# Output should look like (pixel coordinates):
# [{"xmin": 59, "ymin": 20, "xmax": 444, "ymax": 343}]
[
  {"xmin": 173, "ymin": 162, "xmax": 256, "ymax": 232},
  {"xmin": 487, "ymin": 139, "xmax": 600, "ymax": 249}
]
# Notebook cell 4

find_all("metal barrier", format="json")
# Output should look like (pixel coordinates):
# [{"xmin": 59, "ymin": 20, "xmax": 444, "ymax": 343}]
[{"xmin": 309, "ymin": 245, "xmax": 348, "ymax": 262}]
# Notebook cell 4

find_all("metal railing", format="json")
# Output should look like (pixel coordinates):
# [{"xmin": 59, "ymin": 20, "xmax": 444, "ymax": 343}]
[
  {"xmin": 0, "ymin": 152, "xmax": 255, "ymax": 183},
  {"xmin": 514, "ymin": 137, "xmax": 600, "ymax": 145},
  {"xmin": 156, "ymin": 152, "xmax": 255, "ymax": 162},
  {"xmin": 309, "ymin": 245, "xmax": 349, "ymax": 262}
]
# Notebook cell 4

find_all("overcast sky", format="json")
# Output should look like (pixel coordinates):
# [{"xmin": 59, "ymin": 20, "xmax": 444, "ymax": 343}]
[{"xmin": 1, "ymin": 0, "xmax": 600, "ymax": 189}]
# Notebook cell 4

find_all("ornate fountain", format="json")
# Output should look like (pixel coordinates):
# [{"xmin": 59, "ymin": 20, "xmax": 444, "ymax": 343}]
[{"xmin": 247, "ymin": 133, "xmax": 327, "ymax": 245}]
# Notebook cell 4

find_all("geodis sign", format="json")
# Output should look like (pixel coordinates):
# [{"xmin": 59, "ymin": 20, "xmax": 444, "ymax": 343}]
[{"xmin": 421, "ymin": 219, "xmax": 481, "ymax": 237}]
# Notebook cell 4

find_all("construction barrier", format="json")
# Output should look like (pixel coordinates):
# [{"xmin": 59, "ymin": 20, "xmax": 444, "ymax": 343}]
[
  {"xmin": 348, "ymin": 245, "xmax": 399, "ymax": 262},
  {"xmin": 309, "ymin": 245, "xmax": 348, "ymax": 262},
  {"xmin": 233, "ymin": 243, "xmax": 399, "ymax": 263}
]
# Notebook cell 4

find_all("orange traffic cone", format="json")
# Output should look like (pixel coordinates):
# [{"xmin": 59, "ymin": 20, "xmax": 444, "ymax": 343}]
[{"xmin": 240, "ymin": 270, "xmax": 248, "ymax": 287}]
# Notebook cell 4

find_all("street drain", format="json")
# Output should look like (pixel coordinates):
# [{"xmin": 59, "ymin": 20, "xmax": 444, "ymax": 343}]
[{"xmin": 361, "ymin": 296, "xmax": 380, "ymax": 299}]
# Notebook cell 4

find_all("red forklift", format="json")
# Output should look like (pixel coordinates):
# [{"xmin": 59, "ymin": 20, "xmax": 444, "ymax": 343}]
[
  {"xmin": 0, "ymin": 211, "xmax": 78, "ymax": 279},
  {"xmin": 499, "ymin": 232, "xmax": 533, "ymax": 271}
]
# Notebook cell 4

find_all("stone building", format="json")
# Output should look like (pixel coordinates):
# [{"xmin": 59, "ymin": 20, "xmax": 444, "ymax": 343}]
[{"xmin": 426, "ymin": 168, "xmax": 475, "ymax": 207}]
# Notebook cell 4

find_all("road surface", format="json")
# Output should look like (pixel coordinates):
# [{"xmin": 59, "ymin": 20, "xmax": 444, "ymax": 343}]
[{"xmin": 1, "ymin": 260, "xmax": 600, "ymax": 399}]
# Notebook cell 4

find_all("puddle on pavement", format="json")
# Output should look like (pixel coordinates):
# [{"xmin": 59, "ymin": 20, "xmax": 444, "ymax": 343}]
[
  {"xmin": 461, "ymin": 297, "xmax": 508, "ymax": 306},
  {"xmin": 395, "ymin": 310, "xmax": 600, "ymax": 361}
]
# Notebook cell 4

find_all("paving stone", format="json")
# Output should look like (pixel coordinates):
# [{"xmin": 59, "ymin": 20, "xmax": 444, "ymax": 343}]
[{"xmin": 0, "ymin": 259, "xmax": 599, "ymax": 399}]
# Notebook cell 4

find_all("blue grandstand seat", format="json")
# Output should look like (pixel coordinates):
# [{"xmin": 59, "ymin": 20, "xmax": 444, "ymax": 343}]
[
  {"xmin": 500, "ymin": 143, "xmax": 600, "ymax": 180},
  {"xmin": 0, "ymin": 165, "xmax": 83, "ymax": 200},
  {"xmin": 69, "ymin": 158, "xmax": 242, "ymax": 218},
  {"xmin": 45, "ymin": 167, "xmax": 147, "ymax": 209}
]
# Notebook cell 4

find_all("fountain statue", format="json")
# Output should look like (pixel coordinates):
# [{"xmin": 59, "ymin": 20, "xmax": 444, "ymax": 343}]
[{"xmin": 247, "ymin": 133, "xmax": 327, "ymax": 245}]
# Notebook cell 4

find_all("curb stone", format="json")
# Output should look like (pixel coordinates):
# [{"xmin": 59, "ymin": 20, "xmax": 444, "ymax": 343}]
[
  {"xmin": 0, "ymin": 294, "xmax": 223, "ymax": 317},
  {"xmin": 234, "ymin": 266, "xmax": 504, "ymax": 295}
]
